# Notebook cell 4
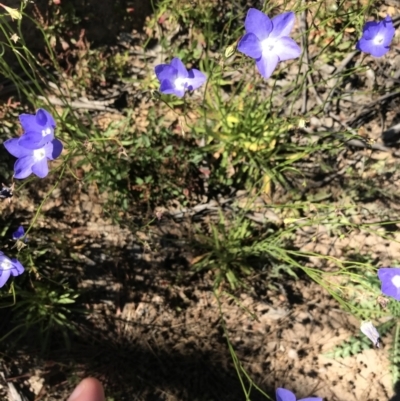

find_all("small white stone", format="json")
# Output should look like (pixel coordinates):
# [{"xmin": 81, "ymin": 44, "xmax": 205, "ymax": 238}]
[{"xmin": 288, "ymin": 348, "xmax": 298, "ymax": 359}]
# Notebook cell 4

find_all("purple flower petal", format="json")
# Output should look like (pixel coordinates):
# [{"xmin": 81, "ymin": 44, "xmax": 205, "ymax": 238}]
[
  {"xmin": 270, "ymin": 12, "xmax": 296, "ymax": 38},
  {"xmin": 378, "ymin": 267, "xmax": 400, "ymax": 300},
  {"xmin": 381, "ymin": 16, "xmax": 395, "ymax": 46},
  {"xmin": 36, "ymin": 108, "xmax": 56, "ymax": 128},
  {"xmin": 159, "ymin": 79, "xmax": 185, "ymax": 98},
  {"xmin": 0, "ymin": 268, "xmax": 11, "ymax": 288},
  {"xmin": 170, "ymin": 57, "xmax": 189, "ymax": 78},
  {"xmin": 12, "ymin": 226, "xmax": 25, "ymax": 240},
  {"xmin": 0, "ymin": 253, "xmax": 14, "ymax": 288},
  {"xmin": 238, "ymin": 33, "xmax": 262, "ymax": 59},
  {"xmin": 244, "ymin": 8, "xmax": 272, "ymax": 40},
  {"xmin": 45, "ymin": 139, "xmax": 63, "ymax": 160},
  {"xmin": 155, "ymin": 58, "xmax": 205, "ymax": 98},
  {"xmin": 256, "ymin": 53, "xmax": 279, "ymax": 79},
  {"xmin": 14, "ymin": 156, "xmax": 34, "ymax": 179},
  {"xmin": 32, "ymin": 158, "xmax": 49, "ymax": 178},
  {"xmin": 19, "ymin": 114, "xmax": 41, "ymax": 133},
  {"xmin": 6, "ymin": 137, "xmax": 61, "ymax": 179},
  {"xmin": 18, "ymin": 109, "xmax": 56, "ymax": 148},
  {"xmin": 10, "ymin": 259, "xmax": 24, "ymax": 276},
  {"xmin": 356, "ymin": 38, "xmax": 390, "ymax": 57},
  {"xmin": 298, "ymin": 398, "xmax": 323, "ymax": 401},
  {"xmin": 4, "ymin": 138, "xmax": 32, "ymax": 158},
  {"xmin": 274, "ymin": 37, "xmax": 302, "ymax": 61},
  {"xmin": 276, "ymin": 388, "xmax": 296, "ymax": 401},
  {"xmin": 361, "ymin": 21, "xmax": 380, "ymax": 40},
  {"xmin": 155, "ymin": 64, "xmax": 177, "ymax": 82},
  {"xmin": 0, "ymin": 254, "xmax": 25, "ymax": 287},
  {"xmin": 18, "ymin": 130, "xmax": 54, "ymax": 150},
  {"xmin": 186, "ymin": 69, "xmax": 207, "ymax": 91}
]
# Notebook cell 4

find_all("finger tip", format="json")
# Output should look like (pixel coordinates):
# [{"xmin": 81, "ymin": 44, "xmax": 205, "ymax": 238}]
[{"xmin": 68, "ymin": 377, "xmax": 105, "ymax": 401}]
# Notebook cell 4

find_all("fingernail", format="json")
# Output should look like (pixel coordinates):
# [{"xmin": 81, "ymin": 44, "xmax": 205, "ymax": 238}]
[{"xmin": 68, "ymin": 381, "xmax": 85, "ymax": 401}]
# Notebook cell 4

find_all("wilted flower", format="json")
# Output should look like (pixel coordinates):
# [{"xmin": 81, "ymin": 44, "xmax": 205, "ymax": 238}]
[
  {"xmin": 237, "ymin": 8, "xmax": 301, "ymax": 79},
  {"xmin": 0, "ymin": 4, "xmax": 22, "ymax": 20},
  {"xmin": 276, "ymin": 388, "xmax": 322, "ymax": 401},
  {"xmin": 18, "ymin": 108, "xmax": 56, "ymax": 150},
  {"xmin": 378, "ymin": 267, "xmax": 400, "ymax": 301},
  {"xmin": 356, "ymin": 16, "xmax": 395, "ymax": 57},
  {"xmin": 12, "ymin": 226, "xmax": 25, "ymax": 241},
  {"xmin": 154, "ymin": 57, "xmax": 206, "ymax": 98},
  {"xmin": 360, "ymin": 321, "xmax": 380, "ymax": 347},
  {"xmin": 4, "ymin": 138, "xmax": 63, "ymax": 179},
  {"xmin": 0, "ymin": 183, "xmax": 13, "ymax": 200},
  {"xmin": 0, "ymin": 252, "xmax": 24, "ymax": 288}
]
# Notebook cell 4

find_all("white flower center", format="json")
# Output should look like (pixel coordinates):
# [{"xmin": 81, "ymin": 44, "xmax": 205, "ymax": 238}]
[
  {"xmin": 373, "ymin": 34, "xmax": 384, "ymax": 45},
  {"xmin": 174, "ymin": 78, "xmax": 187, "ymax": 90},
  {"xmin": 41, "ymin": 127, "xmax": 52, "ymax": 137},
  {"xmin": 33, "ymin": 148, "xmax": 46, "ymax": 162},
  {"xmin": 1, "ymin": 259, "xmax": 12, "ymax": 271},
  {"xmin": 392, "ymin": 275, "xmax": 400, "ymax": 288},
  {"xmin": 261, "ymin": 37, "xmax": 277, "ymax": 53}
]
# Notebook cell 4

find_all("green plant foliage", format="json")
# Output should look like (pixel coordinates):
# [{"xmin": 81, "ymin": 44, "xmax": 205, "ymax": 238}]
[
  {"xmin": 325, "ymin": 319, "xmax": 396, "ymax": 359},
  {"xmin": 324, "ymin": 334, "xmax": 372, "ymax": 359},
  {"xmin": 7, "ymin": 281, "xmax": 80, "ymax": 351}
]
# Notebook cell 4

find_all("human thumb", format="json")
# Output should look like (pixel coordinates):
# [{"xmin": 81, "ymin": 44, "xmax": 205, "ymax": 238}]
[{"xmin": 67, "ymin": 378, "xmax": 105, "ymax": 401}]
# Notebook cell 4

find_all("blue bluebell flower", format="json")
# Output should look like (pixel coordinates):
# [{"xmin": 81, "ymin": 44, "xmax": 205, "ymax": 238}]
[
  {"xmin": 12, "ymin": 226, "xmax": 25, "ymax": 241},
  {"xmin": 4, "ymin": 137, "xmax": 63, "ymax": 179},
  {"xmin": 18, "ymin": 108, "xmax": 56, "ymax": 150},
  {"xmin": 237, "ymin": 8, "xmax": 301, "ymax": 79},
  {"xmin": 378, "ymin": 267, "xmax": 400, "ymax": 301},
  {"xmin": 0, "ymin": 252, "xmax": 24, "ymax": 288},
  {"xmin": 356, "ymin": 16, "xmax": 395, "ymax": 57},
  {"xmin": 155, "ymin": 57, "xmax": 206, "ymax": 98}
]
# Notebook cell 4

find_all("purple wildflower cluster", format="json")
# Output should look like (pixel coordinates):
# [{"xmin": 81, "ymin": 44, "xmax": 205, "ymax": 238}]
[
  {"xmin": 0, "ymin": 108, "xmax": 63, "ymax": 287},
  {"xmin": 0, "ymin": 11, "xmax": 395, "ymax": 398},
  {"xmin": 154, "ymin": 9, "xmax": 396, "ymax": 95}
]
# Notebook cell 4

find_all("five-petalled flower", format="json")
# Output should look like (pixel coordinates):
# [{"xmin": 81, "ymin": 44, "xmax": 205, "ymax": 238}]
[
  {"xmin": 4, "ymin": 138, "xmax": 63, "ymax": 179},
  {"xmin": 237, "ymin": 8, "xmax": 301, "ymax": 79},
  {"xmin": 154, "ymin": 57, "xmax": 206, "ymax": 98},
  {"xmin": 378, "ymin": 267, "xmax": 400, "ymax": 301},
  {"xmin": 356, "ymin": 16, "xmax": 395, "ymax": 57},
  {"xmin": 276, "ymin": 388, "xmax": 322, "ymax": 401},
  {"xmin": 18, "ymin": 108, "xmax": 56, "ymax": 150},
  {"xmin": 0, "ymin": 252, "xmax": 24, "ymax": 288}
]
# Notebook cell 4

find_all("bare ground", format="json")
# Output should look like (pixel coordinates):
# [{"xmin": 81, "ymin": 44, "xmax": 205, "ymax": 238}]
[{"xmin": 0, "ymin": 1, "xmax": 400, "ymax": 401}]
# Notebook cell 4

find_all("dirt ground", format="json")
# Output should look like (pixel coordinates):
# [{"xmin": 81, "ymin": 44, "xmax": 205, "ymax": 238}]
[
  {"xmin": 0, "ymin": 1, "xmax": 400, "ymax": 401},
  {"xmin": 1, "ymin": 182, "xmax": 396, "ymax": 401}
]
